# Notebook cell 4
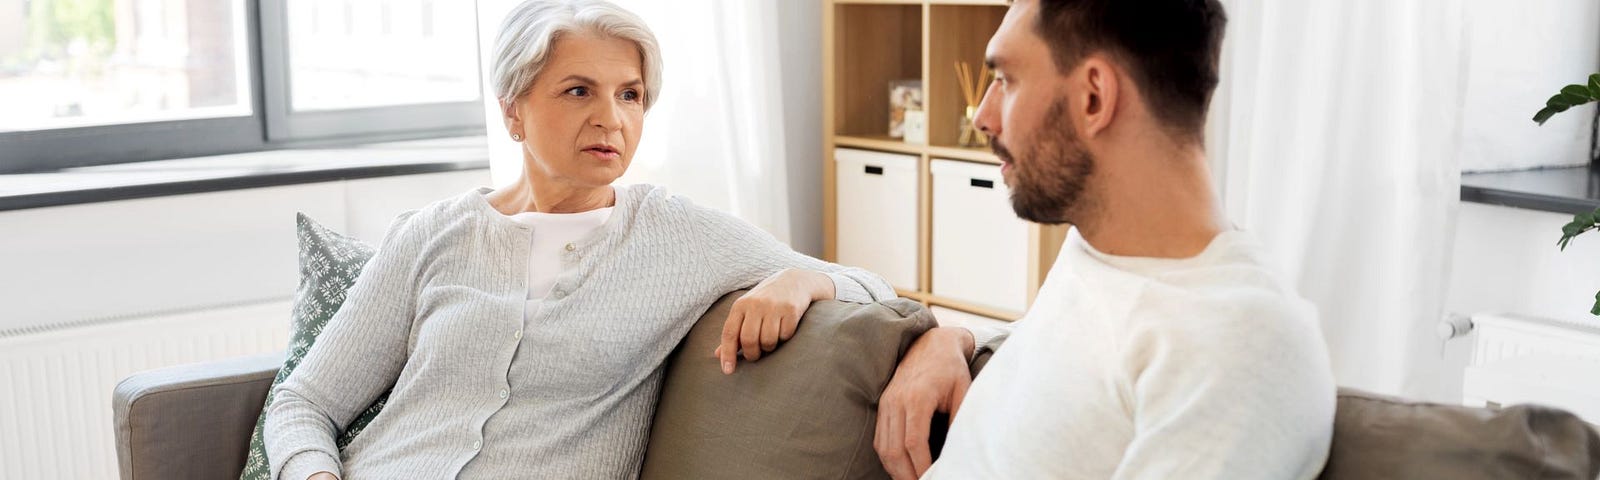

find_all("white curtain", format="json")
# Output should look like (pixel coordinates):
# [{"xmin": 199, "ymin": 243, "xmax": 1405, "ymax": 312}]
[
  {"xmin": 1207, "ymin": 0, "xmax": 1470, "ymax": 399},
  {"xmin": 477, "ymin": 0, "xmax": 795, "ymax": 243}
]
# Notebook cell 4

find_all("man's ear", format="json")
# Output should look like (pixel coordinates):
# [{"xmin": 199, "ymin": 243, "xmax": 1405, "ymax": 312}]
[{"xmin": 1077, "ymin": 55, "xmax": 1120, "ymax": 140}]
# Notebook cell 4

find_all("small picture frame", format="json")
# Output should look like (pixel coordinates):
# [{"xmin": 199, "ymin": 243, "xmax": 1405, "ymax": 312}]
[
  {"xmin": 888, "ymin": 79, "xmax": 924, "ymax": 139},
  {"xmin": 903, "ymin": 110, "xmax": 928, "ymax": 145}
]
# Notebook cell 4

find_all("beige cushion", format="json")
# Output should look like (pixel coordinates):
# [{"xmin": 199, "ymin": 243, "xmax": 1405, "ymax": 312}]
[
  {"xmin": 641, "ymin": 291, "xmax": 936, "ymax": 480},
  {"xmin": 1319, "ymin": 388, "xmax": 1600, "ymax": 480}
]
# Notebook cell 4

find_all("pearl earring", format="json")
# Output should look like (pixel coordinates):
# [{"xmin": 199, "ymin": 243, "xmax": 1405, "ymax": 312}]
[{"xmin": 511, "ymin": 133, "xmax": 523, "ymax": 141}]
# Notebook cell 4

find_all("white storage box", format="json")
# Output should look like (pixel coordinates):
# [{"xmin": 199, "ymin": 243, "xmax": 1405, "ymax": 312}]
[
  {"xmin": 835, "ymin": 148, "xmax": 920, "ymax": 291},
  {"xmin": 931, "ymin": 159, "xmax": 1029, "ymax": 312},
  {"xmin": 931, "ymin": 306, "xmax": 1011, "ymax": 330}
]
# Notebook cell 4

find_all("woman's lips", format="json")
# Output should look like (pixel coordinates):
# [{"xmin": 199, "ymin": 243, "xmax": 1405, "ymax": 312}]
[{"xmin": 582, "ymin": 146, "xmax": 620, "ymax": 161}]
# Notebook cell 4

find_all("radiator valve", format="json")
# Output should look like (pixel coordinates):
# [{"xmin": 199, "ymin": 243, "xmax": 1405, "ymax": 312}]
[{"xmin": 1436, "ymin": 313, "xmax": 1475, "ymax": 340}]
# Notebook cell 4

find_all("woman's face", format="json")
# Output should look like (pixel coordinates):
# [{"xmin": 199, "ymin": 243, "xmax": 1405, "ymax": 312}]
[{"xmin": 504, "ymin": 31, "xmax": 646, "ymax": 190}]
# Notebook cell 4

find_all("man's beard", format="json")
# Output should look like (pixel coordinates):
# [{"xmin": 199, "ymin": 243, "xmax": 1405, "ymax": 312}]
[{"xmin": 991, "ymin": 97, "xmax": 1095, "ymax": 225}]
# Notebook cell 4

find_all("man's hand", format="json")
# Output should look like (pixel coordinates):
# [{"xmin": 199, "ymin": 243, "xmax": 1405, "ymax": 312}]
[
  {"xmin": 715, "ymin": 269, "xmax": 834, "ymax": 374},
  {"xmin": 875, "ymin": 327, "xmax": 976, "ymax": 480}
]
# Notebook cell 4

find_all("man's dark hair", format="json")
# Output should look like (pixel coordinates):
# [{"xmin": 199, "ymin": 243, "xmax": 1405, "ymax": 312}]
[{"xmin": 1034, "ymin": 0, "xmax": 1226, "ymax": 140}]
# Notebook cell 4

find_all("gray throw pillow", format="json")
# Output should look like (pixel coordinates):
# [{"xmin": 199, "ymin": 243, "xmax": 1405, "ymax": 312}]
[
  {"xmin": 1319, "ymin": 388, "xmax": 1600, "ymax": 480},
  {"xmin": 239, "ymin": 214, "xmax": 389, "ymax": 480},
  {"xmin": 641, "ymin": 290, "xmax": 936, "ymax": 480}
]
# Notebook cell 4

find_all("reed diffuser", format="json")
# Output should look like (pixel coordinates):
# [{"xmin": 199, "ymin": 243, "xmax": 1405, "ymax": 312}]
[{"xmin": 955, "ymin": 61, "xmax": 993, "ymax": 148}]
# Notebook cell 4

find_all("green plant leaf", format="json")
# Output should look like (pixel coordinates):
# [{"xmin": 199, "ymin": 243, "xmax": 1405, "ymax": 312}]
[
  {"xmin": 1563, "ymin": 84, "xmax": 1593, "ymax": 99},
  {"xmin": 1535, "ymin": 107, "xmax": 1560, "ymax": 125},
  {"xmin": 1589, "ymin": 290, "xmax": 1600, "ymax": 316},
  {"xmin": 1587, "ymin": 74, "xmax": 1600, "ymax": 98}
]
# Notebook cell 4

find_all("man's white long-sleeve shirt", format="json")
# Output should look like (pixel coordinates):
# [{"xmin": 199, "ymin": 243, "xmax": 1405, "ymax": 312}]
[{"xmin": 929, "ymin": 228, "xmax": 1336, "ymax": 479}]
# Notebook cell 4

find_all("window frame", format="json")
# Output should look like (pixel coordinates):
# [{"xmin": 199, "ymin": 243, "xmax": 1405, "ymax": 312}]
[
  {"xmin": 257, "ymin": 0, "xmax": 486, "ymax": 143},
  {"xmin": 0, "ymin": 0, "xmax": 486, "ymax": 175}
]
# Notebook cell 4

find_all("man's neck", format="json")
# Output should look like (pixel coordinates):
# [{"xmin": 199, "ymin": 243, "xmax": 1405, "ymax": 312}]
[{"xmin": 1075, "ymin": 142, "xmax": 1227, "ymax": 259}]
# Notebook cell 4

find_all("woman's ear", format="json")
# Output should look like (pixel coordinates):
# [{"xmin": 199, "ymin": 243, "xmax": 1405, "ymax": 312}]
[{"xmin": 500, "ymin": 98, "xmax": 524, "ymax": 141}]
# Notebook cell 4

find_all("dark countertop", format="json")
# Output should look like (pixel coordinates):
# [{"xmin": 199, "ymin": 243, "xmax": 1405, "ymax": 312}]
[
  {"xmin": 0, "ymin": 136, "xmax": 490, "ymax": 212},
  {"xmin": 1461, "ymin": 166, "xmax": 1600, "ymax": 215}
]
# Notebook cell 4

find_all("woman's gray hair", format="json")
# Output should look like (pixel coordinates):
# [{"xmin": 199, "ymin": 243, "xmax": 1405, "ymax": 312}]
[{"xmin": 491, "ymin": 0, "xmax": 663, "ymax": 109}]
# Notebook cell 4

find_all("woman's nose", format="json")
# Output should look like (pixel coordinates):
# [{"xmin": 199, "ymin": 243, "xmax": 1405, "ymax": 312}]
[{"xmin": 591, "ymin": 100, "xmax": 623, "ymax": 131}]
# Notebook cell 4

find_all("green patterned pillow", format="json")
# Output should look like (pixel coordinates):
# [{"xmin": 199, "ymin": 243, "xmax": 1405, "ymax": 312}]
[{"xmin": 239, "ymin": 213, "xmax": 391, "ymax": 480}]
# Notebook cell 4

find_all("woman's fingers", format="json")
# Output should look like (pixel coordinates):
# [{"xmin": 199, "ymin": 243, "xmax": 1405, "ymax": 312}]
[
  {"xmin": 718, "ymin": 308, "xmax": 745, "ymax": 374},
  {"xmin": 759, "ymin": 314, "xmax": 781, "ymax": 352},
  {"xmin": 739, "ymin": 306, "xmax": 764, "ymax": 362},
  {"xmin": 719, "ymin": 295, "xmax": 808, "ymax": 372},
  {"xmin": 779, "ymin": 314, "xmax": 799, "ymax": 342}
]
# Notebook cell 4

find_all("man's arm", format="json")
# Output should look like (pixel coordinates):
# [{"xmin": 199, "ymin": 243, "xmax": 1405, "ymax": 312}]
[
  {"xmin": 874, "ymin": 323, "xmax": 1010, "ymax": 480},
  {"xmin": 1111, "ymin": 304, "xmax": 1335, "ymax": 479}
]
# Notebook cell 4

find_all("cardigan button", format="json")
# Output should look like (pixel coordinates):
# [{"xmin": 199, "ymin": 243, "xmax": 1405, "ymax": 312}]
[{"xmin": 564, "ymin": 243, "xmax": 577, "ymax": 252}]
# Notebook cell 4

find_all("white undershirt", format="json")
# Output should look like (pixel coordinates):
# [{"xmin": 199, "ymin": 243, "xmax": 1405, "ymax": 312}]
[{"xmin": 505, "ymin": 207, "xmax": 613, "ymax": 313}]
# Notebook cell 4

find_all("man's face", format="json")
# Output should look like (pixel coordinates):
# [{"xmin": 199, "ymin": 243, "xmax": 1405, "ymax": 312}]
[{"xmin": 974, "ymin": 0, "xmax": 1095, "ymax": 226}]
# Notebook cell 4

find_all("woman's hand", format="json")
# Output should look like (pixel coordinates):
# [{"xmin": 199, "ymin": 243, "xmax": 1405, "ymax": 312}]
[{"xmin": 714, "ymin": 268, "xmax": 835, "ymax": 374}]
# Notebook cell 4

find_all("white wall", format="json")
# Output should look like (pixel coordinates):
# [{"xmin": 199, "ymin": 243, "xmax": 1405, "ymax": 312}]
[
  {"xmin": 1448, "ymin": 203, "xmax": 1600, "ymax": 327},
  {"xmin": 1459, "ymin": 0, "xmax": 1600, "ymax": 172},
  {"xmin": 1428, "ymin": 202, "xmax": 1600, "ymax": 401},
  {"xmin": 775, "ymin": 0, "xmax": 824, "ymax": 257}
]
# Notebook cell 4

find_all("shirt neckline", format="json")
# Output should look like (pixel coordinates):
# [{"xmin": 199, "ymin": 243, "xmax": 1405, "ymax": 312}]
[
  {"xmin": 1072, "ymin": 227, "xmax": 1253, "ymax": 276},
  {"xmin": 469, "ymin": 184, "xmax": 635, "ymax": 251}
]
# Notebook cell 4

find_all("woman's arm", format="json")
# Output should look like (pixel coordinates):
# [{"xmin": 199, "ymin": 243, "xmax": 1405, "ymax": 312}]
[
  {"xmin": 690, "ymin": 202, "xmax": 896, "ymax": 303},
  {"xmin": 264, "ymin": 213, "xmax": 420, "ymax": 480},
  {"xmin": 686, "ymin": 202, "xmax": 896, "ymax": 373}
]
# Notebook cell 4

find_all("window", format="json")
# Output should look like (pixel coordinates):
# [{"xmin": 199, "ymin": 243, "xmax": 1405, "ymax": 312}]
[
  {"xmin": 0, "ymin": 0, "xmax": 485, "ymax": 174},
  {"xmin": 0, "ymin": 0, "xmax": 251, "ymax": 132},
  {"xmin": 262, "ymin": 0, "xmax": 482, "ymax": 141},
  {"xmin": 285, "ymin": 0, "xmax": 476, "ymax": 112}
]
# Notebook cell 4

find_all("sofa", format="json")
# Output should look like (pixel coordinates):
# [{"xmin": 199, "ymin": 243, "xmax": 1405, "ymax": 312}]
[{"xmin": 114, "ymin": 292, "xmax": 1600, "ymax": 480}]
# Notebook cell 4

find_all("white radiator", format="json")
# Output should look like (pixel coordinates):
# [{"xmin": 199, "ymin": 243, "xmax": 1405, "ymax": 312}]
[
  {"xmin": 0, "ymin": 301, "xmax": 291, "ymax": 480},
  {"xmin": 1462, "ymin": 313, "xmax": 1600, "ymax": 424}
]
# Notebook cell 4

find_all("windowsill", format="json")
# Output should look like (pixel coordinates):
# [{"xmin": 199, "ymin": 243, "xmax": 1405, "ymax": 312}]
[
  {"xmin": 0, "ymin": 136, "xmax": 490, "ymax": 212},
  {"xmin": 1460, "ymin": 165, "xmax": 1600, "ymax": 215}
]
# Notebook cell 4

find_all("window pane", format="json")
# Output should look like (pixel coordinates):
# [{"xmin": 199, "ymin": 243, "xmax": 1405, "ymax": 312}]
[
  {"xmin": 287, "ymin": 0, "xmax": 479, "ymax": 112},
  {"xmin": 0, "ymin": 0, "xmax": 252, "ymax": 132}
]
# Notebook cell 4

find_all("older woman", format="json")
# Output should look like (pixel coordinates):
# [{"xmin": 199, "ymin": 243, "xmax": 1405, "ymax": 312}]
[{"xmin": 262, "ymin": 1, "xmax": 894, "ymax": 479}]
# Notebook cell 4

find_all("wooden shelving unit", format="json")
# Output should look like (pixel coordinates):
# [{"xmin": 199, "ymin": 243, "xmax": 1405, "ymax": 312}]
[{"xmin": 822, "ymin": 0, "xmax": 1067, "ymax": 322}]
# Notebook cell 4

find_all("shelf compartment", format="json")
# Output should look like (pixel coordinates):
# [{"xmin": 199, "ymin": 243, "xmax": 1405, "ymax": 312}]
[
  {"xmin": 832, "ymin": 3, "xmax": 923, "ymax": 138},
  {"xmin": 927, "ymin": 4, "xmax": 1007, "ymax": 149}
]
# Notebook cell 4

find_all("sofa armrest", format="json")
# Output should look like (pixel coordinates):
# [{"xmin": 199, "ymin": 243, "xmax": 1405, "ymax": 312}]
[{"xmin": 113, "ymin": 351, "xmax": 284, "ymax": 480}]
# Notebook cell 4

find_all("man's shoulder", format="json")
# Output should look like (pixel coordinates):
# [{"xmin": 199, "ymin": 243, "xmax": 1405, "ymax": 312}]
[{"xmin": 1123, "ymin": 275, "xmax": 1324, "ymax": 360}]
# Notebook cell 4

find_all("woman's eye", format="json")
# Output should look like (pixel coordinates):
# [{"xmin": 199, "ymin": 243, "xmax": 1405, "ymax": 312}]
[
  {"xmin": 565, "ymin": 86, "xmax": 589, "ymax": 97},
  {"xmin": 620, "ymin": 89, "xmax": 640, "ymax": 102}
]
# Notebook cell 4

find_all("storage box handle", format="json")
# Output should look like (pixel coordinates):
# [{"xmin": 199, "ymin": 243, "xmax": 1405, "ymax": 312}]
[
  {"xmin": 865, "ymin": 165, "xmax": 884, "ymax": 175},
  {"xmin": 970, "ymin": 178, "xmax": 994, "ymax": 189}
]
